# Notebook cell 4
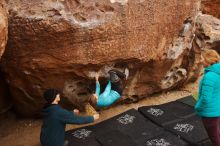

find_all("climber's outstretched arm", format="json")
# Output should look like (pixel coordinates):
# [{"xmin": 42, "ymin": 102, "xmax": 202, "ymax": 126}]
[{"xmin": 95, "ymin": 72, "xmax": 100, "ymax": 96}]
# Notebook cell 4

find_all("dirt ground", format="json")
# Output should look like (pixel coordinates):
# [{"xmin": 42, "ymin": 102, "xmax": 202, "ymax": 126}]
[{"xmin": 0, "ymin": 81, "xmax": 199, "ymax": 146}]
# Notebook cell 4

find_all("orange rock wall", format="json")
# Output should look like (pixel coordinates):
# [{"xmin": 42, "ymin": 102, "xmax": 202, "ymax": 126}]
[
  {"xmin": 1, "ymin": 0, "xmax": 200, "ymax": 116},
  {"xmin": 202, "ymin": 0, "xmax": 220, "ymax": 19}
]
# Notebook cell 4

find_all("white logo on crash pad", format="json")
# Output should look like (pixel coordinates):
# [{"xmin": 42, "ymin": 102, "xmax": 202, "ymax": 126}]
[
  {"xmin": 146, "ymin": 138, "xmax": 171, "ymax": 146},
  {"xmin": 173, "ymin": 123, "xmax": 194, "ymax": 133},
  {"xmin": 117, "ymin": 114, "xmax": 135, "ymax": 125},
  {"xmin": 72, "ymin": 129, "xmax": 92, "ymax": 139},
  {"xmin": 147, "ymin": 108, "xmax": 164, "ymax": 117}
]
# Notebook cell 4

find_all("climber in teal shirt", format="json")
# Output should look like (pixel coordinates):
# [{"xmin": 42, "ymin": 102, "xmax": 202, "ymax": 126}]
[
  {"xmin": 96, "ymin": 80, "xmax": 121, "ymax": 107},
  {"xmin": 90, "ymin": 69, "xmax": 128, "ymax": 107}
]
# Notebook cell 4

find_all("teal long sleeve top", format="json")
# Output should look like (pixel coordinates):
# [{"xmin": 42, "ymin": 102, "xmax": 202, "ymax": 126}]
[
  {"xmin": 195, "ymin": 63, "xmax": 220, "ymax": 117},
  {"xmin": 40, "ymin": 104, "xmax": 94, "ymax": 146},
  {"xmin": 96, "ymin": 81, "xmax": 121, "ymax": 107}
]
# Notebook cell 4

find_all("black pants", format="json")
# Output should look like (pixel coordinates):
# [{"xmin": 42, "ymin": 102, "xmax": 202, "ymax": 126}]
[
  {"xmin": 111, "ymin": 81, "xmax": 123, "ymax": 95},
  {"xmin": 111, "ymin": 69, "xmax": 126, "ymax": 79},
  {"xmin": 202, "ymin": 117, "xmax": 220, "ymax": 146}
]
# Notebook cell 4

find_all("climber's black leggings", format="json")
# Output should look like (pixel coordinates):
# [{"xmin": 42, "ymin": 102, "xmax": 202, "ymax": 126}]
[{"xmin": 111, "ymin": 81, "xmax": 123, "ymax": 95}]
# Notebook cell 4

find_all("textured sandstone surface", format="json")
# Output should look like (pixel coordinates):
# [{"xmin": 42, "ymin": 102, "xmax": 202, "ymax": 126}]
[
  {"xmin": 195, "ymin": 14, "xmax": 220, "ymax": 54},
  {"xmin": 0, "ymin": 0, "xmax": 7, "ymax": 58},
  {"xmin": 1, "ymin": 0, "xmax": 200, "ymax": 116},
  {"xmin": 202, "ymin": 0, "xmax": 220, "ymax": 19},
  {"xmin": 0, "ymin": 0, "xmax": 9, "ymax": 113},
  {"xmin": 0, "ymin": 73, "xmax": 11, "ymax": 114}
]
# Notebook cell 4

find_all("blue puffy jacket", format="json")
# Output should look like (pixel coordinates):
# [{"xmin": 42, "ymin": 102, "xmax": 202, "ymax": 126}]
[{"xmin": 195, "ymin": 62, "xmax": 220, "ymax": 117}]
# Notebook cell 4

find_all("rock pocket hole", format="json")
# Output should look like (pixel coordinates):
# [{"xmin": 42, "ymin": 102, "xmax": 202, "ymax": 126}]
[
  {"xmin": 77, "ymin": 82, "xmax": 84, "ymax": 86},
  {"xmin": 95, "ymin": 3, "xmax": 115, "ymax": 12},
  {"xmin": 73, "ymin": 13, "xmax": 87, "ymax": 22},
  {"xmin": 77, "ymin": 92, "xmax": 88, "ymax": 96},
  {"xmin": 123, "ymin": 95, "xmax": 139, "ymax": 104}
]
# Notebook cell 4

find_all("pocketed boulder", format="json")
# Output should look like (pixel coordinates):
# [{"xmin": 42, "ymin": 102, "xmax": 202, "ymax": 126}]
[{"xmin": 1, "ymin": 0, "xmax": 201, "ymax": 116}]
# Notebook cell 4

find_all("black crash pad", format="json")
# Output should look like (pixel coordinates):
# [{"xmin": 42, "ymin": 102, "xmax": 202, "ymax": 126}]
[
  {"xmin": 138, "ymin": 101, "xmax": 196, "ymax": 126},
  {"xmin": 96, "ymin": 130, "xmax": 138, "ymax": 146},
  {"xmin": 65, "ymin": 126, "xmax": 101, "ymax": 146},
  {"xmin": 177, "ymin": 95, "xmax": 196, "ymax": 107},
  {"xmin": 145, "ymin": 132, "xmax": 189, "ymax": 146},
  {"xmin": 66, "ymin": 109, "xmax": 164, "ymax": 146},
  {"xmin": 92, "ymin": 109, "xmax": 164, "ymax": 145},
  {"xmin": 164, "ymin": 115, "xmax": 212, "ymax": 146}
]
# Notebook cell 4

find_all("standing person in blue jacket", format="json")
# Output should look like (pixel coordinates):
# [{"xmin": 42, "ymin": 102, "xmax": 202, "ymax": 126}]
[
  {"xmin": 195, "ymin": 49, "xmax": 220, "ymax": 146},
  {"xmin": 40, "ymin": 89, "xmax": 99, "ymax": 146},
  {"xmin": 90, "ymin": 69, "xmax": 128, "ymax": 107}
]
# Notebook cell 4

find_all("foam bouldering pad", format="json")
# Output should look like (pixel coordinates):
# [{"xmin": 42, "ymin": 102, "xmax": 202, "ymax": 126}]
[
  {"xmin": 138, "ymin": 101, "xmax": 196, "ymax": 126},
  {"xmin": 145, "ymin": 132, "xmax": 189, "ymax": 146},
  {"xmin": 92, "ymin": 109, "xmax": 164, "ymax": 145},
  {"xmin": 164, "ymin": 115, "xmax": 212, "ymax": 146},
  {"xmin": 176, "ymin": 95, "xmax": 196, "ymax": 107},
  {"xmin": 96, "ymin": 130, "xmax": 138, "ymax": 146},
  {"xmin": 65, "ymin": 126, "xmax": 101, "ymax": 146},
  {"xmin": 66, "ymin": 109, "xmax": 164, "ymax": 146}
]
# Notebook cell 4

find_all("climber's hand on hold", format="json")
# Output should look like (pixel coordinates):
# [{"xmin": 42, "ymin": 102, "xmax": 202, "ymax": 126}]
[
  {"xmin": 73, "ymin": 109, "xmax": 79, "ymax": 114},
  {"xmin": 95, "ymin": 72, "xmax": 99, "ymax": 82}
]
